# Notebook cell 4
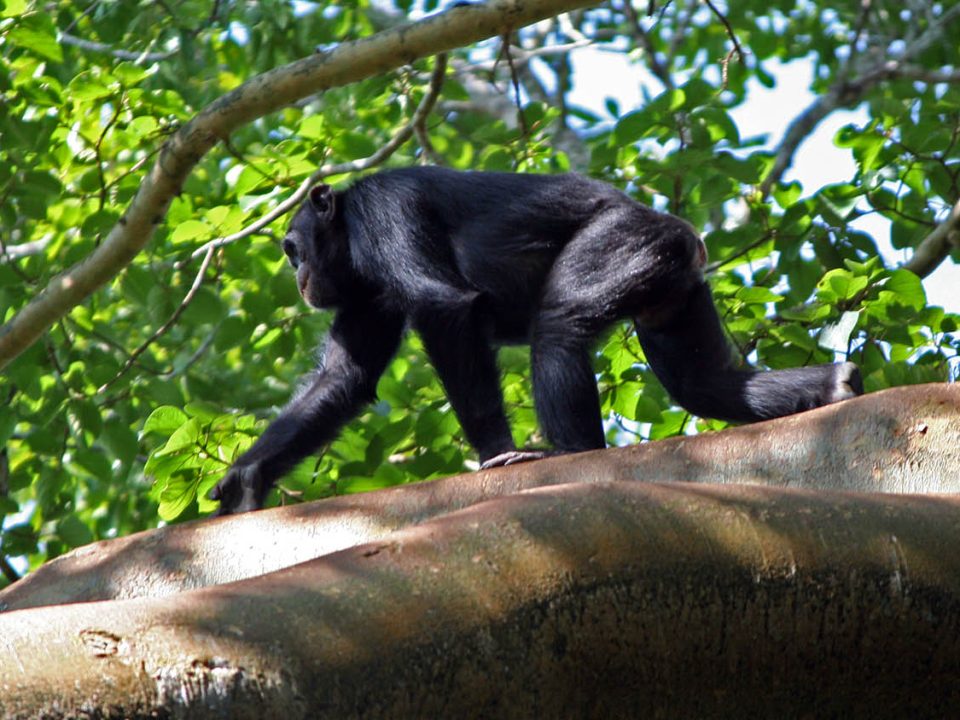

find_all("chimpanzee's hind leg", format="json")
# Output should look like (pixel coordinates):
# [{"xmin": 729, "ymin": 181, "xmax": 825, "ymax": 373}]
[
  {"xmin": 529, "ymin": 203, "xmax": 862, "ymax": 454},
  {"xmin": 525, "ymin": 204, "xmax": 703, "ymax": 454},
  {"xmin": 635, "ymin": 279, "xmax": 862, "ymax": 423}
]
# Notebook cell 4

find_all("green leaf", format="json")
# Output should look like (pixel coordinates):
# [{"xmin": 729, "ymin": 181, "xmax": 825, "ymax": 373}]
[
  {"xmin": 171, "ymin": 220, "xmax": 213, "ymax": 244},
  {"xmin": 1, "ymin": 524, "xmax": 39, "ymax": 556},
  {"xmin": 817, "ymin": 269, "xmax": 868, "ymax": 303},
  {"xmin": 155, "ymin": 418, "xmax": 201, "ymax": 457},
  {"xmin": 816, "ymin": 184, "xmax": 861, "ymax": 224},
  {"xmin": 1, "ymin": 0, "xmax": 29, "ymax": 17},
  {"xmin": 113, "ymin": 62, "xmax": 151, "ymax": 86},
  {"xmin": 330, "ymin": 131, "xmax": 378, "ymax": 160},
  {"xmin": 128, "ymin": 116, "xmax": 159, "ymax": 138},
  {"xmin": 0, "ymin": 411, "xmax": 16, "ymax": 446},
  {"xmin": 649, "ymin": 410, "xmax": 687, "ymax": 440},
  {"xmin": 773, "ymin": 182, "xmax": 802, "ymax": 209},
  {"xmin": 56, "ymin": 515, "xmax": 95, "ymax": 548},
  {"xmin": 184, "ymin": 402, "xmax": 222, "ymax": 421},
  {"xmin": 634, "ymin": 395, "xmax": 663, "ymax": 424},
  {"xmin": 611, "ymin": 381, "xmax": 644, "ymax": 418},
  {"xmin": 0, "ymin": 496, "xmax": 19, "ymax": 516},
  {"xmin": 299, "ymin": 115, "xmax": 325, "ymax": 140},
  {"xmin": 714, "ymin": 152, "xmax": 761, "ymax": 184},
  {"xmin": 9, "ymin": 15, "xmax": 63, "ymax": 62},
  {"xmin": 158, "ymin": 474, "xmax": 198, "ymax": 521},
  {"xmin": 884, "ymin": 269, "xmax": 926, "ymax": 311},
  {"xmin": 204, "ymin": 205, "xmax": 245, "ymax": 234},
  {"xmin": 181, "ymin": 287, "xmax": 225, "ymax": 325},
  {"xmin": 737, "ymin": 286, "xmax": 783, "ymax": 304},
  {"xmin": 253, "ymin": 327, "xmax": 283, "ymax": 350},
  {"xmin": 101, "ymin": 423, "xmax": 139, "ymax": 469},
  {"xmin": 66, "ymin": 72, "xmax": 113, "ymax": 101},
  {"xmin": 215, "ymin": 316, "xmax": 254, "ymax": 351},
  {"xmin": 835, "ymin": 124, "xmax": 885, "ymax": 171},
  {"xmin": 143, "ymin": 406, "xmax": 190, "ymax": 436},
  {"xmin": 614, "ymin": 111, "xmax": 648, "ymax": 146},
  {"xmin": 81, "ymin": 210, "xmax": 120, "ymax": 238}
]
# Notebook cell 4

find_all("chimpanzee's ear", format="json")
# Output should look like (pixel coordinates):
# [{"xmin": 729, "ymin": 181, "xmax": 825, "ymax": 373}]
[{"xmin": 309, "ymin": 184, "xmax": 335, "ymax": 219}]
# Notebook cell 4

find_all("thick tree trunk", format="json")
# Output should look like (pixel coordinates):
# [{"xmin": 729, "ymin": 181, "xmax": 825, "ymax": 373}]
[
  {"xmin": 2, "ymin": 383, "xmax": 957, "ymax": 612},
  {"xmin": 2, "ymin": 481, "xmax": 960, "ymax": 718},
  {"xmin": 2, "ymin": 384, "xmax": 960, "ymax": 717}
]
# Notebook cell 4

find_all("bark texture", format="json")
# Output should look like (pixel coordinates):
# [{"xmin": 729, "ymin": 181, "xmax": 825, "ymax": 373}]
[
  {"xmin": 2, "ymin": 382, "xmax": 957, "ymax": 612},
  {"xmin": 2, "ymin": 481, "xmax": 960, "ymax": 718}
]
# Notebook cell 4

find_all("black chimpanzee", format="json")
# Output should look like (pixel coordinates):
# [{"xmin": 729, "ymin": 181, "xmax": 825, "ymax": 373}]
[{"xmin": 210, "ymin": 167, "xmax": 862, "ymax": 514}]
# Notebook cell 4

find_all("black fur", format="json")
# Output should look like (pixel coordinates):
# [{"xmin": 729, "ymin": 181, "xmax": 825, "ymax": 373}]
[{"xmin": 210, "ymin": 167, "xmax": 862, "ymax": 514}]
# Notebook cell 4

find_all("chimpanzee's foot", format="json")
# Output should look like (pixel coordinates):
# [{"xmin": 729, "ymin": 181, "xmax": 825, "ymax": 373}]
[
  {"xmin": 480, "ymin": 450, "xmax": 555, "ymax": 469},
  {"xmin": 828, "ymin": 361, "xmax": 864, "ymax": 403}
]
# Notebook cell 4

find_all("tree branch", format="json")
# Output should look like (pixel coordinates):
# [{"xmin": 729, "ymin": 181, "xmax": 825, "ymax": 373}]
[
  {"xmin": 0, "ymin": 237, "xmax": 51, "ymax": 263},
  {"xmin": 59, "ymin": 32, "xmax": 177, "ymax": 63},
  {"xmin": 758, "ymin": 93, "xmax": 840, "ymax": 198},
  {"xmin": 903, "ymin": 198, "xmax": 960, "ymax": 278},
  {"xmin": 5, "ymin": 474, "xmax": 960, "ymax": 716},
  {"xmin": 3, "ymin": 383, "xmax": 956, "ymax": 609},
  {"xmin": 759, "ymin": 3, "xmax": 960, "ymax": 198},
  {"xmin": 0, "ymin": 0, "xmax": 597, "ymax": 371}
]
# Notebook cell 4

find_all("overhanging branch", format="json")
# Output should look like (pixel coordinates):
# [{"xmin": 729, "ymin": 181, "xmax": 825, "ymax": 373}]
[{"xmin": 0, "ymin": 0, "xmax": 597, "ymax": 370}]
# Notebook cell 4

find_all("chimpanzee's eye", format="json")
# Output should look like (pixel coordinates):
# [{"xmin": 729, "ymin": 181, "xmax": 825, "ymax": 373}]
[{"xmin": 282, "ymin": 238, "xmax": 299, "ymax": 268}]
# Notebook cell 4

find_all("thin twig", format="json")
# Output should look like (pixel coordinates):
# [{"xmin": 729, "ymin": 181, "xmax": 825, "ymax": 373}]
[
  {"xmin": 414, "ymin": 116, "xmax": 444, "ymax": 165},
  {"xmin": 499, "ymin": 35, "xmax": 530, "ymax": 141},
  {"xmin": 704, "ymin": 230, "xmax": 775, "ymax": 274},
  {"xmin": 97, "ymin": 245, "xmax": 216, "ymax": 393},
  {"xmin": 60, "ymin": 33, "xmax": 177, "ymax": 63},
  {"xmin": 702, "ymin": 0, "xmax": 746, "ymax": 65},
  {"xmin": 180, "ymin": 53, "xmax": 448, "ymax": 266},
  {"xmin": 465, "ymin": 38, "xmax": 592, "ymax": 73},
  {"xmin": 620, "ymin": 0, "xmax": 672, "ymax": 88}
]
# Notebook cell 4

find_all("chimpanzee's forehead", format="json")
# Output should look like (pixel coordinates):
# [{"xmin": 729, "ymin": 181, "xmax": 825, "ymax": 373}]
[{"xmin": 287, "ymin": 202, "xmax": 317, "ymax": 233}]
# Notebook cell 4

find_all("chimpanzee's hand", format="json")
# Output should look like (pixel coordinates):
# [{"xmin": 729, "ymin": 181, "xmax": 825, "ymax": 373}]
[{"xmin": 209, "ymin": 461, "xmax": 270, "ymax": 515}]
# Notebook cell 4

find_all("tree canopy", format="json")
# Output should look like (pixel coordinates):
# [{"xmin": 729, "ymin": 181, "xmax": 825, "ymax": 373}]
[{"xmin": 1, "ymin": 0, "xmax": 958, "ymax": 584}]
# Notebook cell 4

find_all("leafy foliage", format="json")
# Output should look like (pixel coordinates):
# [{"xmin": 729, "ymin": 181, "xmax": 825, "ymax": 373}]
[{"xmin": 1, "ymin": 0, "xmax": 958, "ymax": 582}]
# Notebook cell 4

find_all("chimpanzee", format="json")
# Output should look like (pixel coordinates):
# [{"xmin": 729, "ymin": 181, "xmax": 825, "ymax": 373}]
[{"xmin": 210, "ymin": 167, "xmax": 862, "ymax": 514}]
